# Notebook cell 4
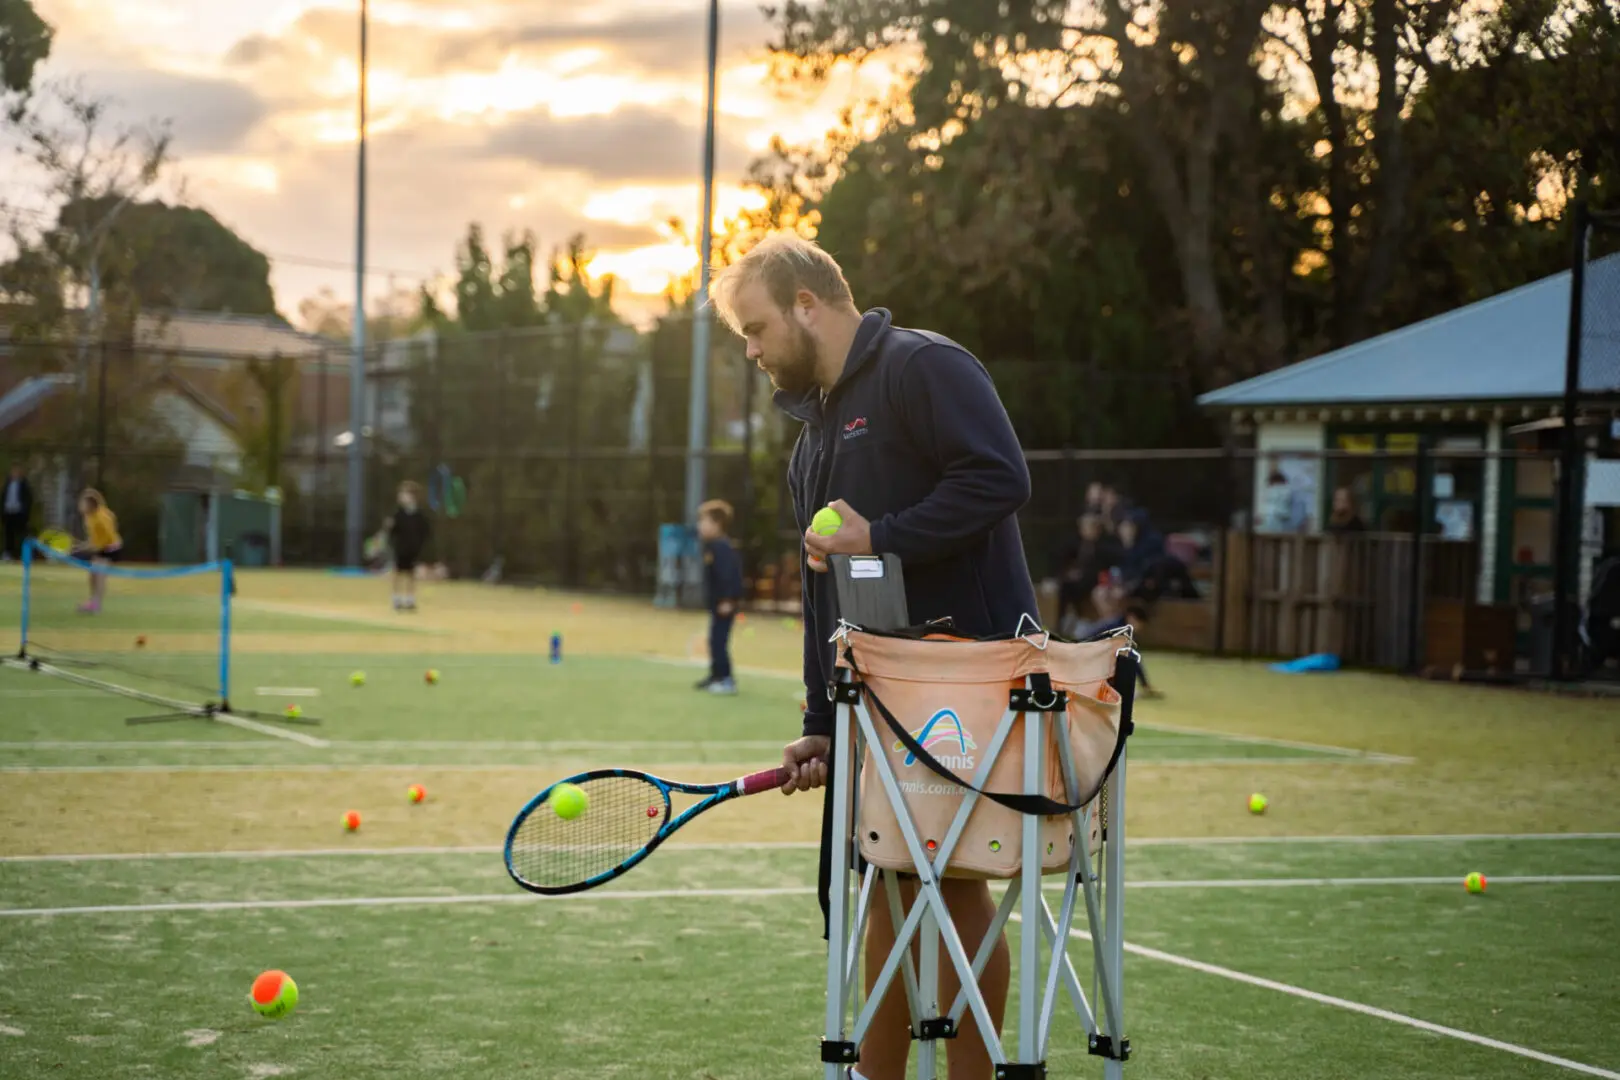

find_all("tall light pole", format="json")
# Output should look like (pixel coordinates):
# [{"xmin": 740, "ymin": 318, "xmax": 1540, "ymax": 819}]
[
  {"xmin": 683, "ymin": 0, "xmax": 721, "ymax": 528},
  {"xmin": 345, "ymin": 0, "xmax": 370, "ymax": 567}
]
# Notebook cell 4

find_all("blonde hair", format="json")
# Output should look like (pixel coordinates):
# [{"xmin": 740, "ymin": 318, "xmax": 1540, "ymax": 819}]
[
  {"xmin": 709, "ymin": 234, "xmax": 856, "ymax": 335},
  {"xmin": 697, "ymin": 499, "xmax": 734, "ymax": 532}
]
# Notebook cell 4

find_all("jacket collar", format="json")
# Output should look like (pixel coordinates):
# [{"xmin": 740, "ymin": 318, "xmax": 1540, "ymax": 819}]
[{"xmin": 773, "ymin": 308, "xmax": 892, "ymax": 423}]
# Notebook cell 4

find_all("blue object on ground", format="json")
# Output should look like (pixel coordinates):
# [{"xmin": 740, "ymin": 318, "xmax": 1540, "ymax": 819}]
[{"xmin": 1270, "ymin": 652, "xmax": 1341, "ymax": 674}]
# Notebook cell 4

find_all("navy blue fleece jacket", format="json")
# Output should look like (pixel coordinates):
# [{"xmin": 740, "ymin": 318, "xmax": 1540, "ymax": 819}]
[{"xmin": 778, "ymin": 309, "xmax": 1040, "ymax": 738}]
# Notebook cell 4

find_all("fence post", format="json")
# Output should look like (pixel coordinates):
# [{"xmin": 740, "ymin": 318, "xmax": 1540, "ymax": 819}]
[
  {"xmin": 95, "ymin": 340, "xmax": 109, "ymax": 492},
  {"xmin": 1553, "ymin": 199, "xmax": 1590, "ymax": 681},
  {"xmin": 1405, "ymin": 440, "xmax": 1429, "ymax": 673},
  {"xmin": 1212, "ymin": 436, "xmax": 1235, "ymax": 655}
]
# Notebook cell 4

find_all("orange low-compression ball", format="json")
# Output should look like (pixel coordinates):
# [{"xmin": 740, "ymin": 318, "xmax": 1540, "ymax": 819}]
[
  {"xmin": 250, "ymin": 970, "xmax": 299, "ymax": 1019},
  {"xmin": 407, "ymin": 784, "xmax": 426, "ymax": 804},
  {"xmin": 343, "ymin": 810, "xmax": 361, "ymax": 831}
]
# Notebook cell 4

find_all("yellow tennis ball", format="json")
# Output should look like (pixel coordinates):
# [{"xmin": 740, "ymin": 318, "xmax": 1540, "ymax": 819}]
[
  {"xmin": 1247, "ymin": 793, "xmax": 1268, "ymax": 814},
  {"xmin": 810, "ymin": 507, "xmax": 843, "ymax": 536},
  {"xmin": 550, "ymin": 783, "xmax": 588, "ymax": 820},
  {"xmin": 424, "ymin": 669, "xmax": 440, "ymax": 685},
  {"xmin": 285, "ymin": 704, "xmax": 303, "ymax": 720},
  {"xmin": 1465, "ymin": 871, "xmax": 1487, "ymax": 894},
  {"xmin": 407, "ymin": 783, "xmax": 426, "ymax": 804},
  {"xmin": 250, "ymin": 970, "xmax": 298, "ymax": 1019},
  {"xmin": 350, "ymin": 671, "xmax": 366, "ymax": 687}
]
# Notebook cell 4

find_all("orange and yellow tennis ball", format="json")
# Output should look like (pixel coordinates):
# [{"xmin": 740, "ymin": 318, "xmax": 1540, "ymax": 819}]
[
  {"xmin": 424, "ymin": 669, "xmax": 440, "ymax": 685},
  {"xmin": 407, "ymin": 783, "xmax": 426, "ymax": 804},
  {"xmin": 250, "ymin": 970, "xmax": 299, "ymax": 1019},
  {"xmin": 1465, "ymin": 871, "xmax": 1487, "ymax": 894},
  {"xmin": 285, "ymin": 704, "xmax": 303, "ymax": 720},
  {"xmin": 342, "ymin": 810, "xmax": 361, "ymax": 831}
]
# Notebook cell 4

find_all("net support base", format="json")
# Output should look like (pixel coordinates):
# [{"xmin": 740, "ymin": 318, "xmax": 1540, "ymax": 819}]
[{"xmin": 821, "ymin": 653, "xmax": 1133, "ymax": 1080}]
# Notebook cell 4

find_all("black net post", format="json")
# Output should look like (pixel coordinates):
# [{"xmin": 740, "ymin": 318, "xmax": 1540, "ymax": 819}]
[{"xmin": 1554, "ymin": 200, "xmax": 1590, "ymax": 679}]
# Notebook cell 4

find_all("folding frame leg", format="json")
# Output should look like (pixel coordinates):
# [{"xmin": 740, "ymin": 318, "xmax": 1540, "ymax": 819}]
[{"xmin": 823, "ymin": 693, "xmax": 859, "ymax": 1079}]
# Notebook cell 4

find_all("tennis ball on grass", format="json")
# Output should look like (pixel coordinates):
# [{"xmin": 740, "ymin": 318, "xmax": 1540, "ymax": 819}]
[
  {"xmin": 424, "ymin": 669, "xmax": 440, "ymax": 685},
  {"xmin": 407, "ymin": 783, "xmax": 426, "ymax": 804},
  {"xmin": 343, "ymin": 810, "xmax": 361, "ymax": 832},
  {"xmin": 350, "ymin": 670, "xmax": 366, "ymax": 687},
  {"xmin": 285, "ymin": 704, "xmax": 303, "ymax": 720},
  {"xmin": 250, "ymin": 970, "xmax": 298, "ymax": 1019},
  {"xmin": 1247, "ymin": 793, "xmax": 1268, "ymax": 814},
  {"xmin": 134, "ymin": 635, "xmax": 146, "ymax": 648},
  {"xmin": 1465, "ymin": 872, "xmax": 1487, "ymax": 894},
  {"xmin": 550, "ymin": 783, "xmax": 588, "ymax": 820}
]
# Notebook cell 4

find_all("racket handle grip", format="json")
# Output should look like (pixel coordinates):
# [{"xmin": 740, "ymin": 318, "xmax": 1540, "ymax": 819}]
[{"xmin": 738, "ymin": 767, "xmax": 794, "ymax": 796}]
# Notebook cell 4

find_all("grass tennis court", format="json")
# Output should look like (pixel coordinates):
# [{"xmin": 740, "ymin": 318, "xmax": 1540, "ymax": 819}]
[{"xmin": 2, "ymin": 569, "xmax": 1618, "ymax": 1079}]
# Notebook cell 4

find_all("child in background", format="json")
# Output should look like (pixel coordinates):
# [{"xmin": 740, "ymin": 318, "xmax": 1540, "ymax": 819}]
[
  {"xmin": 695, "ymin": 499, "xmax": 743, "ymax": 695},
  {"xmin": 388, "ymin": 481, "xmax": 430, "ymax": 611},
  {"xmin": 72, "ymin": 488, "xmax": 122, "ymax": 614}
]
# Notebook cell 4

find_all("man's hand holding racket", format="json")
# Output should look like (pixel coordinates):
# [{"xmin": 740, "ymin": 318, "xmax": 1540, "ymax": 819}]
[{"xmin": 780, "ymin": 734, "xmax": 830, "ymax": 794}]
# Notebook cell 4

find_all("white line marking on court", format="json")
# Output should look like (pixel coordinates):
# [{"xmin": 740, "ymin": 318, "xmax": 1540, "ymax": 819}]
[
  {"xmin": 0, "ymin": 886, "xmax": 819, "ymax": 918},
  {"xmin": 4, "ymin": 834, "xmax": 1615, "ymax": 864},
  {"xmin": 0, "ymin": 841, "xmax": 819, "ymax": 863},
  {"xmin": 254, "ymin": 687, "xmax": 321, "ymax": 698},
  {"xmin": 0, "ymin": 689, "xmax": 106, "ymax": 698},
  {"xmin": 0, "ymin": 761, "xmax": 779, "ymax": 774},
  {"xmin": 1128, "ymin": 831, "xmax": 1620, "ymax": 846},
  {"xmin": 232, "ymin": 599, "xmax": 440, "ymax": 634},
  {"xmin": 1036, "ymin": 918, "xmax": 1620, "ymax": 1080},
  {"xmin": 1134, "ymin": 720, "xmax": 1414, "ymax": 764},
  {"xmin": 213, "ymin": 713, "xmax": 327, "ymax": 748}
]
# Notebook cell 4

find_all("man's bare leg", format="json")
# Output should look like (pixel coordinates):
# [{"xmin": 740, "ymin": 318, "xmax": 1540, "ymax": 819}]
[
  {"xmin": 858, "ymin": 876, "xmax": 1010, "ymax": 1080},
  {"xmin": 941, "ymin": 878, "xmax": 1009, "ymax": 1080},
  {"xmin": 858, "ymin": 874, "xmax": 915, "ymax": 1080}
]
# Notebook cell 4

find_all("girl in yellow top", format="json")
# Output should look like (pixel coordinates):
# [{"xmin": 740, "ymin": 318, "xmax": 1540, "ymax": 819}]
[{"xmin": 73, "ymin": 488, "xmax": 122, "ymax": 614}]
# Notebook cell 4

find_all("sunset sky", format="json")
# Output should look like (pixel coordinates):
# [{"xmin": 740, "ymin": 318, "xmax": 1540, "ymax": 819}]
[{"xmin": 11, "ymin": 0, "xmax": 892, "ymax": 326}]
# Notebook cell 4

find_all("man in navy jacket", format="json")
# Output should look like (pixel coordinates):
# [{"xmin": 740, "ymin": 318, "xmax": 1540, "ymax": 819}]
[{"xmin": 711, "ymin": 234, "xmax": 1039, "ymax": 1080}]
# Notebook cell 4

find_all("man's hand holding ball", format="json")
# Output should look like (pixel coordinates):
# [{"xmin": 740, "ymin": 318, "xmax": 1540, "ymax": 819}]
[{"xmin": 804, "ymin": 499, "xmax": 871, "ymax": 573}]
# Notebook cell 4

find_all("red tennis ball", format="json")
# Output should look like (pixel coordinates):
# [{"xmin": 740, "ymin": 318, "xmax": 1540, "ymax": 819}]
[
  {"xmin": 407, "ymin": 784, "xmax": 426, "ymax": 804},
  {"xmin": 342, "ymin": 810, "xmax": 361, "ymax": 831}
]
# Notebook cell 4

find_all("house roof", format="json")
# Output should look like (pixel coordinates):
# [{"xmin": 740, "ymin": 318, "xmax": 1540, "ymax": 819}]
[
  {"xmin": 0, "ymin": 374, "xmax": 75, "ymax": 433},
  {"xmin": 1198, "ymin": 251, "xmax": 1620, "ymax": 409},
  {"xmin": 135, "ymin": 311, "xmax": 337, "ymax": 359}
]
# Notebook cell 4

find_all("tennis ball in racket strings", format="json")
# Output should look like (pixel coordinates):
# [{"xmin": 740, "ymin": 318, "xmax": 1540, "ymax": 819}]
[
  {"xmin": 1247, "ymin": 792, "xmax": 1268, "ymax": 814},
  {"xmin": 550, "ymin": 783, "xmax": 588, "ymax": 820},
  {"xmin": 249, "ymin": 970, "xmax": 299, "ymax": 1019}
]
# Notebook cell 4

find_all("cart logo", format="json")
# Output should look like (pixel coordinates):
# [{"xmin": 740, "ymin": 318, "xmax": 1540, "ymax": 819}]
[
  {"xmin": 842, "ymin": 417, "xmax": 869, "ymax": 439},
  {"xmin": 895, "ymin": 709, "xmax": 977, "ymax": 770}
]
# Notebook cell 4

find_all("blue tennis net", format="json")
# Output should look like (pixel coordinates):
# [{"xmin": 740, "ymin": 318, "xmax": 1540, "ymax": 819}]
[{"xmin": 10, "ymin": 539, "xmax": 233, "ymax": 712}]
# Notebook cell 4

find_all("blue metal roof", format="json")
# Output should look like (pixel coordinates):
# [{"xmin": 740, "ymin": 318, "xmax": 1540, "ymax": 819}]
[
  {"xmin": 0, "ymin": 374, "xmax": 76, "ymax": 432},
  {"xmin": 1198, "ymin": 251, "xmax": 1620, "ymax": 408}
]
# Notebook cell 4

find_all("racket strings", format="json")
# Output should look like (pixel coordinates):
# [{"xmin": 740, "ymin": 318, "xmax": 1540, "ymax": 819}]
[{"xmin": 509, "ymin": 776, "xmax": 667, "ymax": 889}]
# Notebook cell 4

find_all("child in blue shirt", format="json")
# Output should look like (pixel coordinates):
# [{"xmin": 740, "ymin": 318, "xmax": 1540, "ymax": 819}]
[{"xmin": 696, "ymin": 499, "xmax": 744, "ymax": 695}]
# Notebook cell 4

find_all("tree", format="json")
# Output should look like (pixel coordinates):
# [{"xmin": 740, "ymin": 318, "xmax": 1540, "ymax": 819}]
[
  {"xmin": 0, "ymin": 0, "xmax": 52, "ymax": 114},
  {"xmin": 228, "ymin": 352, "xmax": 298, "ymax": 492}
]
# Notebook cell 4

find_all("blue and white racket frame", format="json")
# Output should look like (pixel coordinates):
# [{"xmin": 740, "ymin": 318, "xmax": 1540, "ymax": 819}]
[
  {"xmin": 818, "ymin": 621, "xmax": 1136, "ymax": 1080},
  {"xmin": 3, "ymin": 538, "xmax": 325, "ymax": 737}
]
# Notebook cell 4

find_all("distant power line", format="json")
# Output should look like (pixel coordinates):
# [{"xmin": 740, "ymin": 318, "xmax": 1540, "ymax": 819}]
[{"xmin": 266, "ymin": 251, "xmax": 438, "ymax": 281}]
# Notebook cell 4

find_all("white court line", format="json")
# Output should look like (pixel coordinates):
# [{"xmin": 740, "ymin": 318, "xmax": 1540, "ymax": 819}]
[
  {"xmin": 213, "ymin": 712, "xmax": 328, "ymax": 747},
  {"xmin": 231, "ymin": 599, "xmax": 440, "ymax": 634},
  {"xmin": 0, "ymin": 760, "xmax": 780, "ymax": 774},
  {"xmin": 1135, "ymin": 720, "xmax": 1414, "ymax": 764},
  {"xmin": 0, "ymin": 841, "xmax": 819, "ymax": 864},
  {"xmin": 5, "ymin": 834, "xmax": 1616, "ymax": 864},
  {"xmin": 0, "ymin": 689, "xmax": 106, "ymax": 698},
  {"xmin": 254, "ymin": 687, "xmax": 321, "ymax": 697},
  {"xmin": 0, "ymin": 886, "xmax": 818, "ymax": 918},
  {"xmin": 1032, "ymin": 916, "xmax": 1620, "ymax": 1080},
  {"xmin": 1129, "ymin": 831, "xmax": 1620, "ymax": 846}
]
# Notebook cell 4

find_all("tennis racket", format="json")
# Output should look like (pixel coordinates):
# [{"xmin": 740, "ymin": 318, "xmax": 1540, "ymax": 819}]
[{"xmin": 504, "ymin": 766, "xmax": 791, "ymax": 895}]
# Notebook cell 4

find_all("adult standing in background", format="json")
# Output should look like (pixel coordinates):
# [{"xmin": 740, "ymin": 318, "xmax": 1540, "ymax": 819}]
[{"xmin": 2, "ymin": 464, "xmax": 34, "ymax": 562}]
